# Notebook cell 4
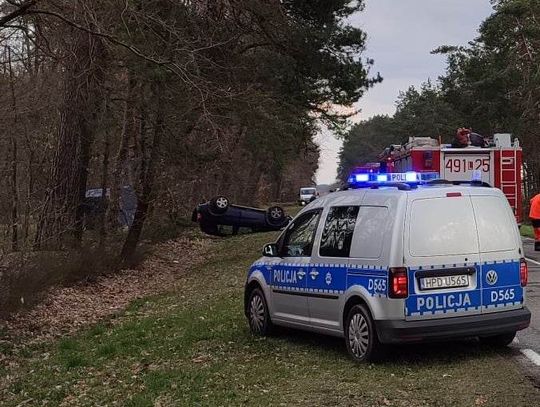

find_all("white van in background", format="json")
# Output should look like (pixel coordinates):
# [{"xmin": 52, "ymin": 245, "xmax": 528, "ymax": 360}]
[{"xmin": 298, "ymin": 187, "xmax": 317, "ymax": 205}]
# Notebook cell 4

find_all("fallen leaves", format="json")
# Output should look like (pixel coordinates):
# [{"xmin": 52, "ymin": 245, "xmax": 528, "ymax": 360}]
[
  {"xmin": 0, "ymin": 236, "xmax": 209, "ymax": 345},
  {"xmin": 475, "ymin": 395, "xmax": 488, "ymax": 405},
  {"xmin": 191, "ymin": 354, "xmax": 212, "ymax": 364}
]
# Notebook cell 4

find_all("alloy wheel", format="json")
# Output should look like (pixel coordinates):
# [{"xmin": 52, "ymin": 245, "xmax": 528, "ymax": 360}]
[
  {"xmin": 348, "ymin": 313, "xmax": 369, "ymax": 359},
  {"xmin": 270, "ymin": 207, "xmax": 283, "ymax": 219},
  {"xmin": 249, "ymin": 293, "xmax": 265, "ymax": 333},
  {"xmin": 216, "ymin": 197, "xmax": 228, "ymax": 209}
]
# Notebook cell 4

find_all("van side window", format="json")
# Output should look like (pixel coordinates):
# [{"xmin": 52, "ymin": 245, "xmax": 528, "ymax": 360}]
[
  {"xmin": 319, "ymin": 206, "xmax": 360, "ymax": 258},
  {"xmin": 281, "ymin": 210, "xmax": 321, "ymax": 257},
  {"xmin": 350, "ymin": 206, "xmax": 389, "ymax": 259}
]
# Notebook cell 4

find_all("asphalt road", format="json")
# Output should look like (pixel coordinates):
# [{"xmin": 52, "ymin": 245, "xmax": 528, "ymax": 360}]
[
  {"xmin": 506, "ymin": 237, "xmax": 540, "ymax": 383},
  {"xmin": 515, "ymin": 237, "xmax": 540, "ymax": 358}
]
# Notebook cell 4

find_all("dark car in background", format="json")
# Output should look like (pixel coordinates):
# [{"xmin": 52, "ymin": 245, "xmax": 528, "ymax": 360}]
[
  {"xmin": 192, "ymin": 196, "xmax": 290, "ymax": 236},
  {"xmin": 83, "ymin": 186, "xmax": 137, "ymax": 228}
]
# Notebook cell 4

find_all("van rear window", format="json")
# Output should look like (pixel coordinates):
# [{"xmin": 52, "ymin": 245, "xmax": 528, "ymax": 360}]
[
  {"xmin": 472, "ymin": 196, "xmax": 517, "ymax": 252},
  {"xmin": 409, "ymin": 198, "xmax": 478, "ymax": 257}
]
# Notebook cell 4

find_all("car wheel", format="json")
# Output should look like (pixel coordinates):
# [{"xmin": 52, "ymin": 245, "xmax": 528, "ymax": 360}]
[
  {"xmin": 209, "ymin": 196, "xmax": 230, "ymax": 214},
  {"xmin": 479, "ymin": 331, "xmax": 516, "ymax": 347},
  {"xmin": 247, "ymin": 288, "xmax": 273, "ymax": 336},
  {"xmin": 345, "ymin": 304, "xmax": 383, "ymax": 362},
  {"xmin": 266, "ymin": 206, "xmax": 285, "ymax": 225}
]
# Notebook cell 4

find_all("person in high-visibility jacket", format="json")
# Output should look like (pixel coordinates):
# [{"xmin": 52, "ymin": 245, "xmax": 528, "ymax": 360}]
[{"xmin": 529, "ymin": 193, "xmax": 540, "ymax": 250}]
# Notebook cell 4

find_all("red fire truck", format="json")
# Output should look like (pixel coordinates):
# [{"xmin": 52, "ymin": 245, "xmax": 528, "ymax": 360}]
[
  {"xmin": 379, "ymin": 134, "xmax": 523, "ymax": 223},
  {"xmin": 351, "ymin": 162, "xmax": 381, "ymax": 174}
]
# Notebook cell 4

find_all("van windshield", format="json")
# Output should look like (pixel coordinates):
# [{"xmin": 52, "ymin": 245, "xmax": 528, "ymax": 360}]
[
  {"xmin": 409, "ymin": 197, "xmax": 478, "ymax": 257},
  {"xmin": 301, "ymin": 188, "xmax": 316, "ymax": 195}
]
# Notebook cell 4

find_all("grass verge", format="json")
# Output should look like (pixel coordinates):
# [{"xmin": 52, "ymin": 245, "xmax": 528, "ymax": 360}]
[
  {"xmin": 521, "ymin": 224, "xmax": 534, "ymax": 239},
  {"xmin": 1, "ymin": 231, "xmax": 539, "ymax": 406}
]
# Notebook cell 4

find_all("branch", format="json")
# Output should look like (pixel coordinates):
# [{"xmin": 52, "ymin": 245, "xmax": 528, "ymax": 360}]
[
  {"xmin": 0, "ymin": 0, "xmax": 38, "ymax": 27},
  {"xmin": 30, "ymin": 8, "xmax": 174, "ymax": 68},
  {"xmin": 238, "ymin": 41, "xmax": 273, "ymax": 54}
]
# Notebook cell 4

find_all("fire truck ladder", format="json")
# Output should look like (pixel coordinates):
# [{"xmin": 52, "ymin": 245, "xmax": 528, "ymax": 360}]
[{"xmin": 500, "ymin": 149, "xmax": 518, "ymax": 215}]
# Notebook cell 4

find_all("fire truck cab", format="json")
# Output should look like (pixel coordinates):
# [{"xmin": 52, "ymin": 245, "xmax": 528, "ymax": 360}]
[{"xmin": 380, "ymin": 134, "xmax": 523, "ymax": 223}]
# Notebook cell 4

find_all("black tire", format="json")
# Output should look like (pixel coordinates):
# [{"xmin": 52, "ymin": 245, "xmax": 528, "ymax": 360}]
[
  {"xmin": 479, "ymin": 331, "xmax": 516, "ymax": 347},
  {"xmin": 247, "ymin": 288, "xmax": 273, "ymax": 336},
  {"xmin": 344, "ymin": 304, "xmax": 383, "ymax": 362},
  {"xmin": 309, "ymin": 196, "xmax": 316, "ymax": 203},
  {"xmin": 266, "ymin": 206, "xmax": 285, "ymax": 225},
  {"xmin": 209, "ymin": 196, "xmax": 229, "ymax": 214}
]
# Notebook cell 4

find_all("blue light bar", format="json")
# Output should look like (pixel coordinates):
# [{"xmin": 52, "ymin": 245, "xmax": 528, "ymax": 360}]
[
  {"xmin": 355, "ymin": 174, "xmax": 370, "ymax": 182},
  {"xmin": 348, "ymin": 172, "xmax": 440, "ymax": 188},
  {"xmin": 406, "ymin": 172, "xmax": 418, "ymax": 182},
  {"xmin": 471, "ymin": 170, "xmax": 482, "ymax": 182}
]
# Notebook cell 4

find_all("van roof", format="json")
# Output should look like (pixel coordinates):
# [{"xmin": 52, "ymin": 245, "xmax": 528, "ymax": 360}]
[{"xmin": 307, "ymin": 184, "xmax": 503, "ymax": 208}]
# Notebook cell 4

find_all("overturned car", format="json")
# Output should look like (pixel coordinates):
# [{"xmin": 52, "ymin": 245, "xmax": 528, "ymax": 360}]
[{"xmin": 192, "ymin": 196, "xmax": 290, "ymax": 236}]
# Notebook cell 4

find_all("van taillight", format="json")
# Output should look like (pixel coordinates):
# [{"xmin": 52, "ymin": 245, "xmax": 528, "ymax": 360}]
[
  {"xmin": 446, "ymin": 192, "xmax": 462, "ymax": 197},
  {"xmin": 389, "ymin": 267, "xmax": 408, "ymax": 298},
  {"xmin": 520, "ymin": 258, "xmax": 528, "ymax": 287}
]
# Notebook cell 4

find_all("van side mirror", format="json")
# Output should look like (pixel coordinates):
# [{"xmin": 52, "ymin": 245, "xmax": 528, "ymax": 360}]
[{"xmin": 262, "ymin": 243, "xmax": 279, "ymax": 257}]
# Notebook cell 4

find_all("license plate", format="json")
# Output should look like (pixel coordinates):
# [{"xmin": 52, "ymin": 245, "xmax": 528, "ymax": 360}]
[
  {"xmin": 419, "ymin": 274, "xmax": 469, "ymax": 291},
  {"xmin": 443, "ymin": 154, "xmax": 491, "ymax": 184}
]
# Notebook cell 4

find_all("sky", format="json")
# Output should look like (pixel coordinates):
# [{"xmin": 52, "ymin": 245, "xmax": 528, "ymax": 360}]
[{"xmin": 315, "ymin": 0, "xmax": 495, "ymax": 185}]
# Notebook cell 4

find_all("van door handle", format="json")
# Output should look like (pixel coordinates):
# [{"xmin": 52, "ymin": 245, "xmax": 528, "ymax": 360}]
[{"xmin": 310, "ymin": 270, "xmax": 319, "ymax": 280}]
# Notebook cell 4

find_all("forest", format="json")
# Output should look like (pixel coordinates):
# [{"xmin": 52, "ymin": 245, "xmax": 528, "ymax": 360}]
[
  {"xmin": 339, "ymin": 0, "xmax": 540, "ymax": 198},
  {"xmin": 0, "ymin": 1, "xmax": 379, "ymax": 268},
  {"xmin": 0, "ymin": 0, "xmax": 383, "ymax": 314}
]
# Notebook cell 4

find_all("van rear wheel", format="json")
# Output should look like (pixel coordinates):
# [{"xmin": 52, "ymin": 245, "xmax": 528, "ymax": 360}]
[
  {"xmin": 344, "ymin": 304, "xmax": 383, "ymax": 362},
  {"xmin": 479, "ymin": 331, "xmax": 516, "ymax": 347}
]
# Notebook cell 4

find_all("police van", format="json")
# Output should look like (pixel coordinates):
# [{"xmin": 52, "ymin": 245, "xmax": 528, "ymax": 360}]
[{"xmin": 244, "ymin": 173, "xmax": 531, "ymax": 362}]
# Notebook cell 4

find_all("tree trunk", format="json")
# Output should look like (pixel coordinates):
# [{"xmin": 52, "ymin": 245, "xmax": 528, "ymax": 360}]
[
  {"xmin": 11, "ymin": 137, "xmax": 18, "ymax": 252},
  {"xmin": 34, "ymin": 29, "xmax": 104, "ymax": 249},
  {"xmin": 98, "ymin": 134, "xmax": 110, "ymax": 248},
  {"xmin": 120, "ymin": 84, "xmax": 163, "ymax": 266},
  {"xmin": 110, "ymin": 72, "xmax": 139, "ymax": 227},
  {"xmin": 8, "ymin": 46, "xmax": 19, "ymax": 251},
  {"xmin": 23, "ymin": 147, "xmax": 34, "ymax": 243}
]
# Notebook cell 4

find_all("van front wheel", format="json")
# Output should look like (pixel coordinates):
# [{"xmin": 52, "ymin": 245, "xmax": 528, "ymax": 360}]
[
  {"xmin": 479, "ymin": 331, "xmax": 516, "ymax": 347},
  {"xmin": 247, "ymin": 288, "xmax": 273, "ymax": 336},
  {"xmin": 344, "ymin": 304, "xmax": 383, "ymax": 362}
]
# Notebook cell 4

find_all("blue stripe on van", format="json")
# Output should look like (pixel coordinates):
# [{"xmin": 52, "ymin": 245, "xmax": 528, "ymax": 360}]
[
  {"xmin": 249, "ymin": 259, "xmax": 523, "ymax": 315},
  {"xmin": 406, "ymin": 260, "xmax": 523, "ymax": 316}
]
